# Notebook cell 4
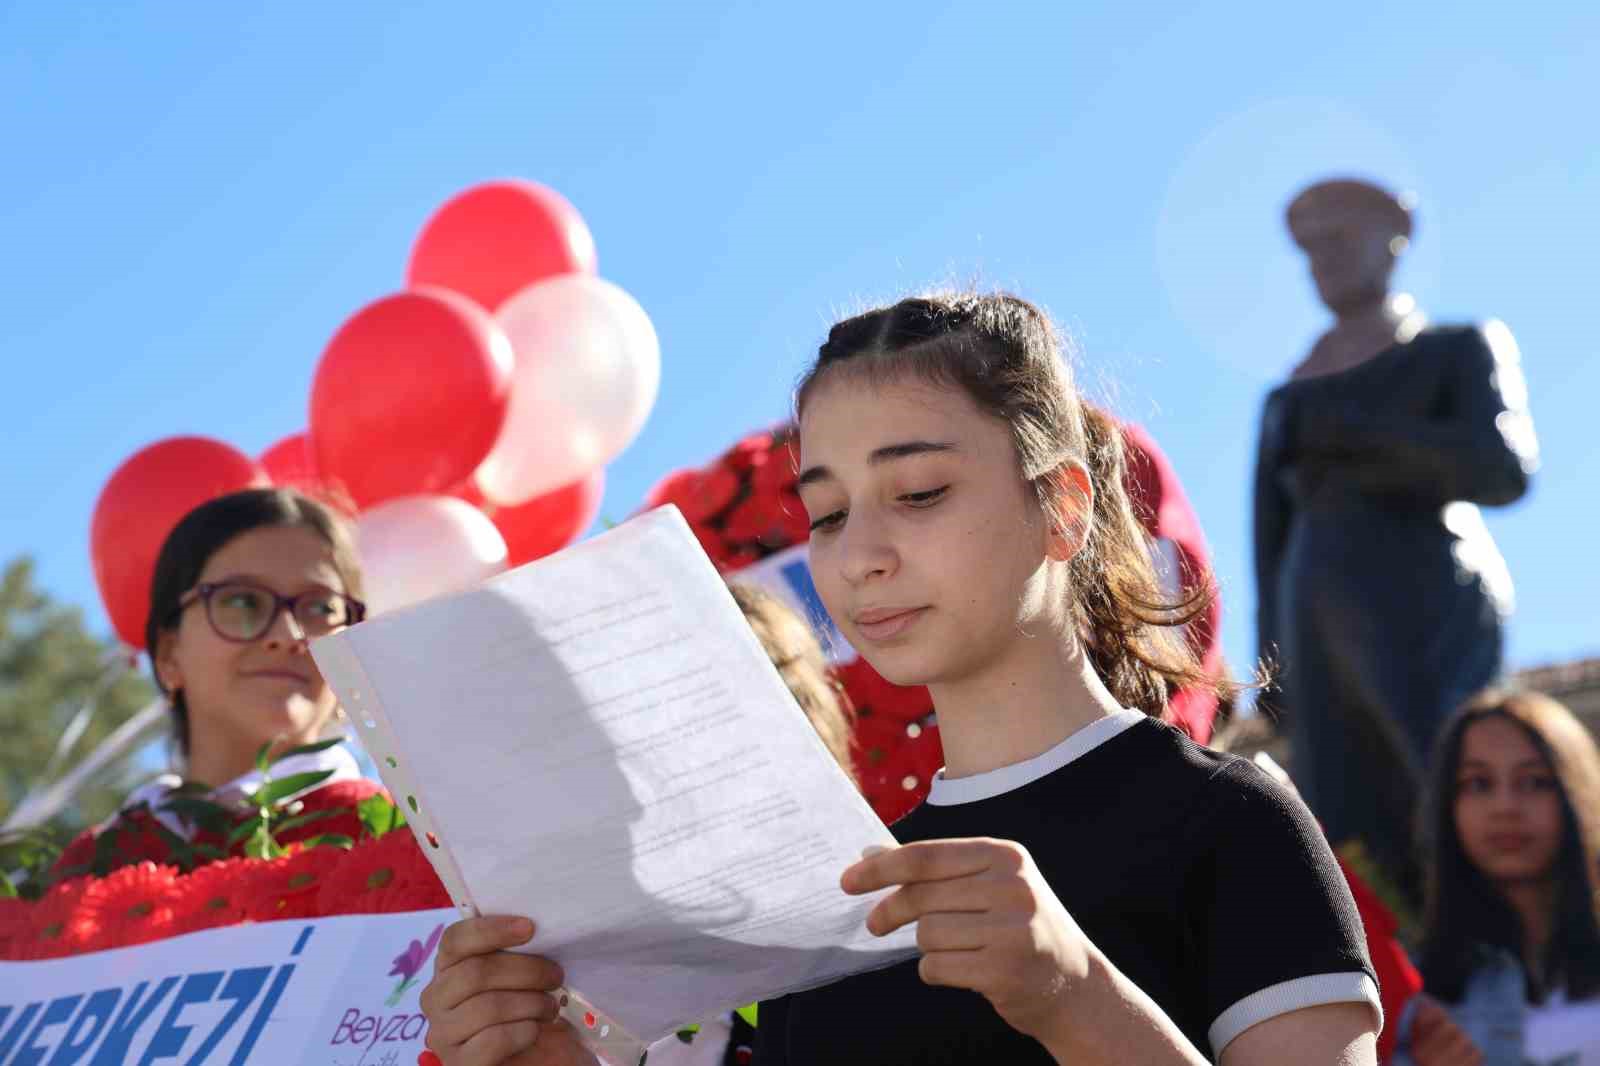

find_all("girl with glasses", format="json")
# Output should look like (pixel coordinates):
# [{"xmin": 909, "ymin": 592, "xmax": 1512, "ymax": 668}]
[
  {"xmin": 420, "ymin": 292, "xmax": 1381, "ymax": 1066},
  {"xmin": 54, "ymin": 487, "xmax": 382, "ymax": 875}
]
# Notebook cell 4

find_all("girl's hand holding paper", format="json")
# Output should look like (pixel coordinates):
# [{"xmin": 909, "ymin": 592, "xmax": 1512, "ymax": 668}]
[
  {"xmin": 421, "ymin": 916, "xmax": 597, "ymax": 1066},
  {"xmin": 844, "ymin": 838, "xmax": 1095, "ymax": 1050}
]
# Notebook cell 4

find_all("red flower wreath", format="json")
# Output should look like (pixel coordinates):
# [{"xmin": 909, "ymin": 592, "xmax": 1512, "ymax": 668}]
[
  {"xmin": 74, "ymin": 861, "xmax": 180, "ymax": 952},
  {"xmin": 852, "ymin": 713, "xmax": 944, "ymax": 824},
  {"xmin": 838, "ymin": 659, "xmax": 933, "ymax": 725}
]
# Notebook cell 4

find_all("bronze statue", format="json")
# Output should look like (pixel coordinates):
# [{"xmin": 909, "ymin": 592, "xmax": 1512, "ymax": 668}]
[{"xmin": 1254, "ymin": 178, "xmax": 1538, "ymax": 903}]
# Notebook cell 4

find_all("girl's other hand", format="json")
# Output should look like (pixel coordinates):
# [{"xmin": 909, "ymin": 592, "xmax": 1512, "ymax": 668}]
[
  {"xmin": 1408, "ymin": 996, "xmax": 1483, "ymax": 1066},
  {"xmin": 842, "ymin": 838, "xmax": 1093, "ymax": 1048}
]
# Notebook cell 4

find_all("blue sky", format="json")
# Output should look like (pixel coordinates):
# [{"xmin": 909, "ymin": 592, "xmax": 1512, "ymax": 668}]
[{"xmin": 2, "ymin": 2, "xmax": 1595, "ymax": 689}]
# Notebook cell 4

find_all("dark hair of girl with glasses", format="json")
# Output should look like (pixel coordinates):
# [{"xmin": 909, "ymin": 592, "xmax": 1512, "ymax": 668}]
[
  {"xmin": 420, "ymin": 291, "xmax": 1382, "ymax": 1066},
  {"xmin": 55, "ymin": 487, "xmax": 383, "ymax": 877}
]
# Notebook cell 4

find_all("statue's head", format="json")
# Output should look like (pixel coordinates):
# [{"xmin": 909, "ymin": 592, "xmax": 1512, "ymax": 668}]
[{"xmin": 1287, "ymin": 178, "xmax": 1414, "ymax": 315}]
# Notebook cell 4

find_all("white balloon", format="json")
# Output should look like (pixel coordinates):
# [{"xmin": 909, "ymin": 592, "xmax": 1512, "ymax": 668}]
[
  {"xmin": 355, "ymin": 494, "xmax": 508, "ymax": 615},
  {"xmin": 476, "ymin": 275, "xmax": 660, "ymax": 505}
]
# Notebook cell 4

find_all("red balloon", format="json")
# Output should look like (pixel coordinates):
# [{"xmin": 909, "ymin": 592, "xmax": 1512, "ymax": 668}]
[
  {"xmin": 492, "ymin": 470, "xmax": 605, "ymax": 568},
  {"xmin": 91, "ymin": 437, "xmax": 268, "ymax": 649},
  {"xmin": 406, "ymin": 181, "xmax": 597, "ymax": 312},
  {"xmin": 259, "ymin": 432, "xmax": 319, "ymax": 490},
  {"xmin": 310, "ymin": 288, "xmax": 514, "ymax": 509}
]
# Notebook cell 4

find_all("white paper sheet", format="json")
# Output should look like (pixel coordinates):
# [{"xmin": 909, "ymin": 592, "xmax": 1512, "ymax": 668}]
[{"xmin": 311, "ymin": 507, "xmax": 918, "ymax": 1059}]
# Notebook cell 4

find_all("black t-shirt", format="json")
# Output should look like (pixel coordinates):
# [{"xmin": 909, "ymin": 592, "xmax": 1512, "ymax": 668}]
[{"xmin": 755, "ymin": 713, "xmax": 1378, "ymax": 1064}]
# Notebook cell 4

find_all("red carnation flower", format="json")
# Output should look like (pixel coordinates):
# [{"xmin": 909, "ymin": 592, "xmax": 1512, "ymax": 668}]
[
  {"xmin": 9, "ymin": 876, "xmax": 94, "ymax": 959},
  {"xmin": 241, "ymin": 846, "xmax": 341, "ymax": 922},
  {"xmin": 692, "ymin": 528, "xmax": 743, "ymax": 569},
  {"xmin": 317, "ymin": 831, "xmax": 447, "ymax": 917},
  {"xmin": 716, "ymin": 546, "xmax": 763, "ymax": 573},
  {"xmin": 380, "ymin": 829, "xmax": 450, "ymax": 905},
  {"xmin": 674, "ymin": 467, "xmax": 744, "ymax": 527},
  {"xmin": 170, "ymin": 856, "xmax": 256, "ymax": 936},
  {"xmin": 643, "ymin": 468, "xmax": 699, "ymax": 511},
  {"xmin": 749, "ymin": 435, "xmax": 801, "ymax": 498},
  {"xmin": 771, "ymin": 488, "xmax": 811, "ymax": 545},
  {"xmin": 722, "ymin": 494, "xmax": 792, "ymax": 549},
  {"xmin": 52, "ymin": 806, "xmax": 183, "ymax": 880},
  {"xmin": 383, "ymin": 865, "xmax": 452, "ymax": 913},
  {"xmin": 0, "ymin": 895, "xmax": 30, "ymax": 960},
  {"xmin": 726, "ymin": 432, "xmax": 776, "ymax": 472},
  {"xmin": 75, "ymin": 861, "xmax": 180, "ymax": 952}
]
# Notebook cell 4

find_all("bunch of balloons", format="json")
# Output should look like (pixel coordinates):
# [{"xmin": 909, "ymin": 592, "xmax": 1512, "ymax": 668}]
[{"xmin": 91, "ymin": 180, "xmax": 657, "ymax": 647}]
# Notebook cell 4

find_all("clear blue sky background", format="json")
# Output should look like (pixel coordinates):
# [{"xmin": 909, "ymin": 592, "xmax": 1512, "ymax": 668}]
[{"xmin": 2, "ymin": 3, "xmax": 1595, "ymax": 688}]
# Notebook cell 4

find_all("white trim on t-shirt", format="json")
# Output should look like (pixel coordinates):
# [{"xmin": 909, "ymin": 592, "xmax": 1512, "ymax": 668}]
[
  {"xmin": 1209, "ymin": 972, "xmax": 1383, "ymax": 1056},
  {"xmin": 925, "ymin": 709, "xmax": 1145, "ymax": 806}
]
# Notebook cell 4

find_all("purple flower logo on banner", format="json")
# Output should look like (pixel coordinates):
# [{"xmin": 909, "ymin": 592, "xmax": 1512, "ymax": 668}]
[{"xmin": 386, "ymin": 923, "xmax": 445, "ymax": 1005}]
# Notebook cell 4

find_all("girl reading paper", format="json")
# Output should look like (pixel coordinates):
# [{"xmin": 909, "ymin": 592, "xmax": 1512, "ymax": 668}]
[{"xmin": 420, "ymin": 293, "xmax": 1382, "ymax": 1065}]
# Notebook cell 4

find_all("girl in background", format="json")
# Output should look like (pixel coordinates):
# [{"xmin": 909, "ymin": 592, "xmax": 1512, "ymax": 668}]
[{"xmin": 1395, "ymin": 689, "xmax": 1600, "ymax": 1066}]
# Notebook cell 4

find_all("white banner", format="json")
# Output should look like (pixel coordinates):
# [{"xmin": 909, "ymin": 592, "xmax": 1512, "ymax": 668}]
[{"xmin": 0, "ymin": 908, "xmax": 455, "ymax": 1066}]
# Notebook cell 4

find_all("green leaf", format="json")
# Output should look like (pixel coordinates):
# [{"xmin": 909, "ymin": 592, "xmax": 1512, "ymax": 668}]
[
  {"xmin": 272, "ymin": 809, "xmax": 342, "ymax": 835},
  {"xmin": 274, "ymin": 738, "xmax": 345, "ymax": 762},
  {"xmin": 168, "ymin": 780, "xmax": 215, "ymax": 796},
  {"xmin": 300, "ymin": 834, "xmax": 355, "ymax": 851},
  {"xmin": 0, "ymin": 873, "xmax": 17, "ymax": 898},
  {"xmin": 254, "ymin": 740, "xmax": 275, "ymax": 775},
  {"xmin": 244, "ymin": 824, "xmax": 283, "ymax": 861},
  {"xmin": 192, "ymin": 844, "xmax": 227, "ymax": 861},
  {"xmin": 358, "ymin": 794, "xmax": 406, "ymax": 839},
  {"xmin": 227, "ymin": 815, "xmax": 265, "ymax": 847},
  {"xmin": 251, "ymin": 770, "xmax": 336, "ymax": 808}
]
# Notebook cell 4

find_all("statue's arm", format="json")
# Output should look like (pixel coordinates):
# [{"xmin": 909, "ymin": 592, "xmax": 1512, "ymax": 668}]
[{"xmin": 1292, "ymin": 324, "xmax": 1537, "ymax": 506}]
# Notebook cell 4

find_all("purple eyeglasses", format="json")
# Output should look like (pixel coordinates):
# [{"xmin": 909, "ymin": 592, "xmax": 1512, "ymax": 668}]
[{"xmin": 174, "ymin": 581, "xmax": 367, "ymax": 643}]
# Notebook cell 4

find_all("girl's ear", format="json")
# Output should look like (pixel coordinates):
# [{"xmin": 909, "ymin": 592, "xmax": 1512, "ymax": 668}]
[
  {"xmin": 153, "ymin": 628, "xmax": 184, "ymax": 693},
  {"xmin": 1044, "ymin": 462, "xmax": 1094, "ymax": 562}
]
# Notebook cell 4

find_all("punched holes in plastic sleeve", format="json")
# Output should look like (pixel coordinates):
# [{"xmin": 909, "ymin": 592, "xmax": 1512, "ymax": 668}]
[{"xmin": 348, "ymin": 687, "xmax": 377, "ymax": 730}]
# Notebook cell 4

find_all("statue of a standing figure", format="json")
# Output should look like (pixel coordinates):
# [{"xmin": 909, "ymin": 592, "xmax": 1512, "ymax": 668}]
[{"xmin": 1254, "ymin": 178, "xmax": 1538, "ymax": 906}]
